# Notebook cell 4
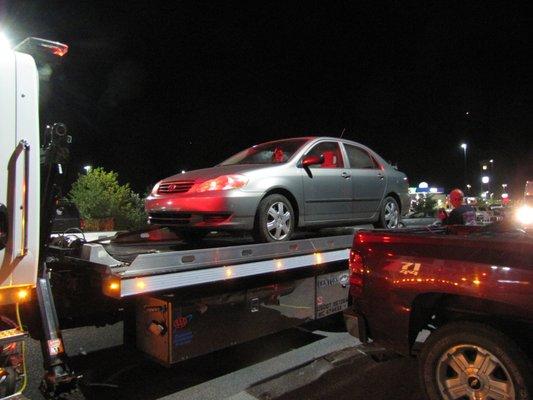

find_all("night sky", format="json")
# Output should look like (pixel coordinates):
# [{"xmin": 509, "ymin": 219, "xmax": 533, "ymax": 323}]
[{"xmin": 2, "ymin": 2, "xmax": 532, "ymax": 197}]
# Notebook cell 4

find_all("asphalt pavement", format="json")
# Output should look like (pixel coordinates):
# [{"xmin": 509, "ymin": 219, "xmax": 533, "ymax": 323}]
[{"xmin": 22, "ymin": 320, "xmax": 421, "ymax": 400}]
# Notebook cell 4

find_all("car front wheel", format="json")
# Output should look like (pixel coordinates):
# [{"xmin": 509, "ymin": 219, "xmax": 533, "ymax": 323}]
[
  {"xmin": 253, "ymin": 194, "xmax": 295, "ymax": 242},
  {"xmin": 419, "ymin": 321, "xmax": 532, "ymax": 400},
  {"xmin": 374, "ymin": 196, "xmax": 400, "ymax": 229}
]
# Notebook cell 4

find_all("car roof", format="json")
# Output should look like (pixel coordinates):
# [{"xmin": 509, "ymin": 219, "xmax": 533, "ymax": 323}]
[
  {"xmin": 262, "ymin": 136, "xmax": 371, "ymax": 148},
  {"xmin": 250, "ymin": 136, "xmax": 391, "ymax": 167}
]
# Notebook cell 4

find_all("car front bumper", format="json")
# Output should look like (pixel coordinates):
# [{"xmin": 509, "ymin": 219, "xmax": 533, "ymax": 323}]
[{"xmin": 145, "ymin": 190, "xmax": 262, "ymax": 231}]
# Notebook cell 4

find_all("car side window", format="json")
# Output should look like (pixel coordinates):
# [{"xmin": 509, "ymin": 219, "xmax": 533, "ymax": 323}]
[
  {"xmin": 344, "ymin": 144, "xmax": 377, "ymax": 169},
  {"xmin": 306, "ymin": 142, "xmax": 344, "ymax": 168}
]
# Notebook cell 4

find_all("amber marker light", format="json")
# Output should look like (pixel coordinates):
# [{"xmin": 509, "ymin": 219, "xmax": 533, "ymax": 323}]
[
  {"xmin": 0, "ymin": 285, "xmax": 33, "ymax": 305},
  {"xmin": 136, "ymin": 280, "xmax": 146, "ymax": 290},
  {"xmin": 17, "ymin": 289, "xmax": 29, "ymax": 300}
]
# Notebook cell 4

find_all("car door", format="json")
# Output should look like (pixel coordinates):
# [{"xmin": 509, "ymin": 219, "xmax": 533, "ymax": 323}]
[
  {"xmin": 342, "ymin": 143, "xmax": 386, "ymax": 219},
  {"xmin": 301, "ymin": 141, "xmax": 353, "ymax": 222}
]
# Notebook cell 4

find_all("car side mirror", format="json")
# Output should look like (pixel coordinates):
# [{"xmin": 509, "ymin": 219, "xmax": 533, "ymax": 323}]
[
  {"xmin": 0, "ymin": 204, "xmax": 7, "ymax": 251},
  {"xmin": 301, "ymin": 154, "xmax": 324, "ymax": 168}
]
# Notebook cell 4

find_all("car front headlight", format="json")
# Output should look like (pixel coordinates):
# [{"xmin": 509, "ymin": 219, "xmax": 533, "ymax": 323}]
[{"xmin": 194, "ymin": 175, "xmax": 248, "ymax": 193}]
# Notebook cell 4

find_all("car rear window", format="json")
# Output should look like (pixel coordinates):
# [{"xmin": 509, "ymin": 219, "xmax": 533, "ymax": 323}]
[{"xmin": 344, "ymin": 144, "xmax": 377, "ymax": 169}]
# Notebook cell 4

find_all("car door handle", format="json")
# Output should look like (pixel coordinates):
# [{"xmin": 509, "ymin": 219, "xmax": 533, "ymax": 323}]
[
  {"xmin": 341, "ymin": 172, "xmax": 351, "ymax": 179},
  {"xmin": 377, "ymin": 173, "xmax": 384, "ymax": 180}
]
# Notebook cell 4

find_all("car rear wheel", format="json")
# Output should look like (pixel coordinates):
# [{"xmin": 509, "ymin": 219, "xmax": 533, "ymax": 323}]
[
  {"xmin": 374, "ymin": 196, "xmax": 400, "ymax": 229},
  {"xmin": 419, "ymin": 321, "xmax": 532, "ymax": 400},
  {"xmin": 253, "ymin": 194, "xmax": 295, "ymax": 242}
]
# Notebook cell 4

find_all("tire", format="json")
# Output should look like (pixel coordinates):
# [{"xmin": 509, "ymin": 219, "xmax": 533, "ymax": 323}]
[
  {"xmin": 374, "ymin": 196, "xmax": 400, "ymax": 229},
  {"xmin": 253, "ymin": 194, "xmax": 295, "ymax": 242},
  {"xmin": 419, "ymin": 321, "xmax": 533, "ymax": 400}
]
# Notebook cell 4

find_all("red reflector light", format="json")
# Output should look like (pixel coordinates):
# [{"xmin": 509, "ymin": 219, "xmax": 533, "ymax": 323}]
[
  {"xmin": 349, "ymin": 250, "xmax": 364, "ymax": 287},
  {"xmin": 355, "ymin": 232, "xmax": 369, "ymax": 244},
  {"xmin": 51, "ymin": 44, "xmax": 68, "ymax": 57},
  {"xmin": 349, "ymin": 250, "xmax": 363, "ymax": 272}
]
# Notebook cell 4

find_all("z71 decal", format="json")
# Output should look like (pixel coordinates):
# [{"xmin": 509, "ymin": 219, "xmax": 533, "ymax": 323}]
[{"xmin": 399, "ymin": 262, "xmax": 421, "ymax": 276}]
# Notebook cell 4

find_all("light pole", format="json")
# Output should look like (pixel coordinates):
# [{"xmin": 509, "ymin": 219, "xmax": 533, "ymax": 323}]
[
  {"xmin": 489, "ymin": 159, "xmax": 494, "ymax": 192},
  {"xmin": 460, "ymin": 143, "xmax": 467, "ymax": 190}
]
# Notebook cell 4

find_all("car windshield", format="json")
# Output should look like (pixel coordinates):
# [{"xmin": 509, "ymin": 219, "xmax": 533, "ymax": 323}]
[{"xmin": 220, "ymin": 139, "xmax": 309, "ymax": 165}]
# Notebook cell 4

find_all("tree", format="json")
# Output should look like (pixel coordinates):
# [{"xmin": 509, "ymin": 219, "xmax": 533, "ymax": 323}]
[
  {"xmin": 68, "ymin": 167, "xmax": 147, "ymax": 230},
  {"xmin": 412, "ymin": 194, "xmax": 438, "ymax": 216}
]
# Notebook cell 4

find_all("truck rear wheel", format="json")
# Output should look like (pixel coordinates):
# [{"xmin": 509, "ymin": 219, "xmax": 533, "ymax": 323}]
[{"xmin": 419, "ymin": 321, "xmax": 532, "ymax": 400}]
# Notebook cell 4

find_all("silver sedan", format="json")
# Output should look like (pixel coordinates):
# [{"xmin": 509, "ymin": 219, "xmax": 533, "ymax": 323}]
[{"xmin": 145, "ymin": 137, "xmax": 409, "ymax": 242}]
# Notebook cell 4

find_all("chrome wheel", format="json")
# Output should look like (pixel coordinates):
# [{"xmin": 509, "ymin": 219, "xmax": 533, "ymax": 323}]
[
  {"xmin": 436, "ymin": 344, "xmax": 515, "ymax": 400},
  {"xmin": 266, "ymin": 201, "xmax": 291, "ymax": 240},
  {"xmin": 384, "ymin": 200, "xmax": 399, "ymax": 228}
]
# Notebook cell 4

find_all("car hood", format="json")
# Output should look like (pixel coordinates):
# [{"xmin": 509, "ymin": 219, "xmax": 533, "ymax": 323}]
[{"xmin": 162, "ymin": 164, "xmax": 279, "ymax": 183}]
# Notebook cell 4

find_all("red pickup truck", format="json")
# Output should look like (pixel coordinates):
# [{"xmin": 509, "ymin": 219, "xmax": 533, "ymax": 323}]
[{"xmin": 344, "ymin": 224, "xmax": 533, "ymax": 400}]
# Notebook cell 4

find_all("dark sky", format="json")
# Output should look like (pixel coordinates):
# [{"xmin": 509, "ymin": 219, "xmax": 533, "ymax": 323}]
[{"xmin": 2, "ymin": 1, "xmax": 532, "ymax": 196}]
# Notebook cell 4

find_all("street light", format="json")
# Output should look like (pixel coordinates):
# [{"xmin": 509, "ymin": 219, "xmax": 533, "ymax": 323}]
[
  {"xmin": 83, "ymin": 165, "xmax": 92, "ymax": 174},
  {"xmin": 460, "ymin": 143, "xmax": 467, "ymax": 190},
  {"xmin": 482, "ymin": 176, "xmax": 490, "ymax": 184}
]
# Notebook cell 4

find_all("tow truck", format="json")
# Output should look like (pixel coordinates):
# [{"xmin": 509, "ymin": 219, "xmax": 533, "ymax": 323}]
[{"xmin": 0, "ymin": 38, "xmax": 353, "ymax": 399}]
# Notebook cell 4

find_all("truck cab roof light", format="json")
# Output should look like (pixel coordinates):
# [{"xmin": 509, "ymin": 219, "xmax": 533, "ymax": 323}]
[{"xmin": 14, "ymin": 37, "xmax": 68, "ymax": 57}]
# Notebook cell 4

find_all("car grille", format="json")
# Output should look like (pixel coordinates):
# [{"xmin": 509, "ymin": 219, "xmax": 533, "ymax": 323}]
[
  {"xmin": 158, "ymin": 180, "xmax": 195, "ymax": 194},
  {"xmin": 148, "ymin": 212, "xmax": 192, "ymax": 225}
]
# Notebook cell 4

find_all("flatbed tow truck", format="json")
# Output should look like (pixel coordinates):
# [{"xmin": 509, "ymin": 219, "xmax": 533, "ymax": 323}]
[{"xmin": 0, "ymin": 39, "xmax": 353, "ymax": 399}]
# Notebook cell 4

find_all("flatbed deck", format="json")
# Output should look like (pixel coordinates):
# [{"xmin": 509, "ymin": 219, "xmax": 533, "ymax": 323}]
[{"xmin": 72, "ymin": 228, "xmax": 356, "ymax": 298}]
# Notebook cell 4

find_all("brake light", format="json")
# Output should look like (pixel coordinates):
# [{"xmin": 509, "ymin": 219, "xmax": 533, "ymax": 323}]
[
  {"xmin": 194, "ymin": 175, "xmax": 248, "ymax": 192},
  {"xmin": 349, "ymin": 250, "xmax": 364, "ymax": 287}
]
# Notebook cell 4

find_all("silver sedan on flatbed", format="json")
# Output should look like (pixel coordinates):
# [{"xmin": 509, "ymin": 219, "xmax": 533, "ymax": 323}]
[{"xmin": 145, "ymin": 137, "xmax": 409, "ymax": 242}]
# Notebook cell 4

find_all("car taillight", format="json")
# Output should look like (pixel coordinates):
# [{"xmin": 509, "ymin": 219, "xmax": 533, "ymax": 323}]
[
  {"xmin": 349, "ymin": 250, "xmax": 364, "ymax": 287},
  {"xmin": 194, "ymin": 175, "xmax": 248, "ymax": 192}
]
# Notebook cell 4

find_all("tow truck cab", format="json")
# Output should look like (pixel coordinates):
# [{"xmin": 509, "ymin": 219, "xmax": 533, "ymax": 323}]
[{"xmin": 0, "ymin": 43, "xmax": 41, "ymax": 303}]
